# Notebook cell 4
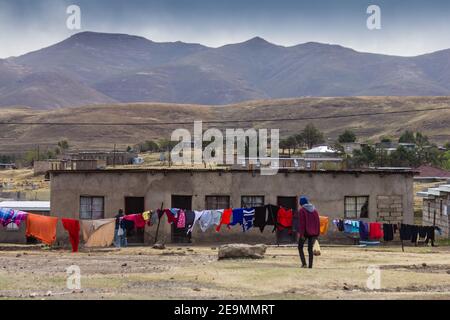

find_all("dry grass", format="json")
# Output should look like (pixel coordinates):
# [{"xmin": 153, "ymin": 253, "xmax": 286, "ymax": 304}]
[
  {"xmin": 0, "ymin": 245, "xmax": 449, "ymax": 300},
  {"xmin": 1, "ymin": 96, "xmax": 450, "ymax": 152}
]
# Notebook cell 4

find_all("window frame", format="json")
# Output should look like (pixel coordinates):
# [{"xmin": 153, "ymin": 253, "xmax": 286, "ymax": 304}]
[
  {"xmin": 80, "ymin": 196, "xmax": 105, "ymax": 220},
  {"xmin": 241, "ymin": 195, "xmax": 265, "ymax": 208},
  {"xmin": 205, "ymin": 195, "xmax": 230, "ymax": 210},
  {"xmin": 344, "ymin": 196, "xmax": 369, "ymax": 219}
]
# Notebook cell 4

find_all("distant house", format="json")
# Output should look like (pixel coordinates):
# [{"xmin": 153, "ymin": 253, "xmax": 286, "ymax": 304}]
[
  {"xmin": 303, "ymin": 145, "xmax": 339, "ymax": 158},
  {"xmin": 398, "ymin": 143, "xmax": 416, "ymax": 151},
  {"xmin": 0, "ymin": 163, "xmax": 15, "ymax": 170},
  {"xmin": 417, "ymin": 183, "xmax": 450, "ymax": 238},
  {"xmin": 34, "ymin": 159, "xmax": 106, "ymax": 175},
  {"xmin": 340, "ymin": 142, "xmax": 362, "ymax": 155},
  {"xmin": 61, "ymin": 150, "xmax": 137, "ymax": 166},
  {"xmin": 0, "ymin": 201, "xmax": 50, "ymax": 243},
  {"xmin": 414, "ymin": 165, "xmax": 450, "ymax": 182}
]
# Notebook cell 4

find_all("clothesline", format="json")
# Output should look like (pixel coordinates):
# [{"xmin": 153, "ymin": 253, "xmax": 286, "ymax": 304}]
[{"xmin": 332, "ymin": 218, "xmax": 440, "ymax": 246}]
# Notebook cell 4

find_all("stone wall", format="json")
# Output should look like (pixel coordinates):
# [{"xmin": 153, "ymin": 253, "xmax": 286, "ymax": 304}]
[{"xmin": 376, "ymin": 195, "xmax": 404, "ymax": 223}]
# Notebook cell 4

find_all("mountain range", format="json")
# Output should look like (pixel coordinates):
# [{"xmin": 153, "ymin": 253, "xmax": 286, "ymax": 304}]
[{"xmin": 2, "ymin": 31, "xmax": 450, "ymax": 108}]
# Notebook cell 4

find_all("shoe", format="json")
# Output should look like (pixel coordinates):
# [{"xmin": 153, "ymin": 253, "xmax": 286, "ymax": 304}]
[{"xmin": 301, "ymin": 264, "xmax": 307, "ymax": 268}]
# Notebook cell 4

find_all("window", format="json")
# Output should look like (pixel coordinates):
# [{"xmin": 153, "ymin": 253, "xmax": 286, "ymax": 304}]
[
  {"xmin": 241, "ymin": 196, "xmax": 264, "ymax": 208},
  {"xmin": 344, "ymin": 196, "xmax": 369, "ymax": 219},
  {"xmin": 205, "ymin": 196, "xmax": 230, "ymax": 210},
  {"xmin": 80, "ymin": 196, "xmax": 104, "ymax": 220}
]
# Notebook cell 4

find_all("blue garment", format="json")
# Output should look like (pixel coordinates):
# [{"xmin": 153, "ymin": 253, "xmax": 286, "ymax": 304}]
[
  {"xmin": 359, "ymin": 221, "xmax": 369, "ymax": 240},
  {"xmin": 0, "ymin": 208, "xmax": 15, "ymax": 227},
  {"xmin": 229, "ymin": 208, "xmax": 244, "ymax": 226},
  {"xmin": 242, "ymin": 208, "xmax": 255, "ymax": 232},
  {"xmin": 344, "ymin": 220, "xmax": 359, "ymax": 233},
  {"xmin": 299, "ymin": 196, "xmax": 309, "ymax": 206}
]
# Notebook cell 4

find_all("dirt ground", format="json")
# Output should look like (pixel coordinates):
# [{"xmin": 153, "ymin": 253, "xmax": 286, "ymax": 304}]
[{"xmin": 0, "ymin": 244, "xmax": 449, "ymax": 300}]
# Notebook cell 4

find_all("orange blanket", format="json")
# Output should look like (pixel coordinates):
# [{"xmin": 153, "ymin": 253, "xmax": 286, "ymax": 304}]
[
  {"xmin": 319, "ymin": 216, "xmax": 329, "ymax": 235},
  {"xmin": 26, "ymin": 213, "xmax": 58, "ymax": 245}
]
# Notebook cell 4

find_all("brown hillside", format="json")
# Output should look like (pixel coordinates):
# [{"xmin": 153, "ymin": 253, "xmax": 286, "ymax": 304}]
[{"xmin": 0, "ymin": 96, "xmax": 449, "ymax": 153}]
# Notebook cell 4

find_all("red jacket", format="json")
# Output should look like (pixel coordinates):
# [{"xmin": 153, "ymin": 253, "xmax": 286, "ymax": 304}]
[{"xmin": 298, "ymin": 205, "xmax": 320, "ymax": 238}]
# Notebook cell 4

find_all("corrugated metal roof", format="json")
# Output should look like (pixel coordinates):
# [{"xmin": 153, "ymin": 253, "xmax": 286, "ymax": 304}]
[{"xmin": 0, "ymin": 201, "xmax": 50, "ymax": 211}]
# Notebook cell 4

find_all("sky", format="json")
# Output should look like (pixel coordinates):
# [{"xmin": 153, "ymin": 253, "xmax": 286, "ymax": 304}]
[{"xmin": 0, "ymin": 0, "xmax": 450, "ymax": 58}]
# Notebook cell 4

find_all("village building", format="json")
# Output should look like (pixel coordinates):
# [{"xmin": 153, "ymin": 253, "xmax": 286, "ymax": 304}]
[
  {"xmin": 414, "ymin": 165, "xmax": 450, "ymax": 183},
  {"xmin": 33, "ymin": 159, "xmax": 106, "ymax": 175},
  {"xmin": 417, "ymin": 182, "xmax": 450, "ymax": 238},
  {"xmin": 60, "ymin": 150, "xmax": 137, "ymax": 166},
  {"xmin": 48, "ymin": 168, "xmax": 415, "ymax": 245}
]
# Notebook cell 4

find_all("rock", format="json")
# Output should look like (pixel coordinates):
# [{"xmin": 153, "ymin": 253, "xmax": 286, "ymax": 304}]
[
  {"xmin": 152, "ymin": 243, "xmax": 166, "ymax": 250},
  {"xmin": 422, "ymin": 263, "xmax": 427, "ymax": 268},
  {"xmin": 211, "ymin": 247, "xmax": 216, "ymax": 250},
  {"xmin": 446, "ymin": 270, "xmax": 450, "ymax": 274},
  {"xmin": 121, "ymin": 263, "xmax": 127, "ymax": 267},
  {"xmin": 16, "ymin": 254, "xmax": 21, "ymax": 257},
  {"xmin": 193, "ymin": 288, "xmax": 201, "ymax": 292},
  {"xmin": 218, "ymin": 244, "xmax": 267, "ymax": 260},
  {"xmin": 45, "ymin": 291, "xmax": 52, "ymax": 296},
  {"xmin": 343, "ymin": 285, "xmax": 350, "ymax": 291},
  {"xmin": 29, "ymin": 292, "xmax": 37, "ymax": 298}
]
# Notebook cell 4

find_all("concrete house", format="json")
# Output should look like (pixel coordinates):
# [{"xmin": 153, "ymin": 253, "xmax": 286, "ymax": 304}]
[
  {"xmin": 49, "ymin": 168, "xmax": 415, "ymax": 245},
  {"xmin": 417, "ymin": 182, "xmax": 450, "ymax": 238}
]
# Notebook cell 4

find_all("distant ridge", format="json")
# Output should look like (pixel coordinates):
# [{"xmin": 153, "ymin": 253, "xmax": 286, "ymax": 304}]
[{"xmin": 1, "ymin": 31, "xmax": 450, "ymax": 108}]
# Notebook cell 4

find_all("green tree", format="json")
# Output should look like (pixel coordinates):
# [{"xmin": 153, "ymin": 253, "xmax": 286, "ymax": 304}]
[
  {"xmin": 158, "ymin": 138, "xmax": 177, "ymax": 152},
  {"xmin": 398, "ymin": 130, "xmax": 416, "ymax": 143},
  {"xmin": 444, "ymin": 142, "xmax": 450, "ymax": 150},
  {"xmin": 388, "ymin": 146, "xmax": 418, "ymax": 167},
  {"xmin": 140, "ymin": 140, "xmax": 159, "ymax": 152},
  {"xmin": 57, "ymin": 140, "xmax": 69, "ymax": 152},
  {"xmin": 338, "ymin": 130, "xmax": 356, "ymax": 143},
  {"xmin": 442, "ymin": 151, "xmax": 450, "ymax": 170},
  {"xmin": 351, "ymin": 145, "xmax": 377, "ymax": 167},
  {"xmin": 279, "ymin": 139, "xmax": 290, "ymax": 155},
  {"xmin": 302, "ymin": 124, "xmax": 325, "ymax": 149},
  {"xmin": 293, "ymin": 133, "xmax": 305, "ymax": 150}
]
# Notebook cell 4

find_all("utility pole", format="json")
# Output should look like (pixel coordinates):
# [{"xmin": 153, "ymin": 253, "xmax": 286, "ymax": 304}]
[{"xmin": 113, "ymin": 144, "xmax": 116, "ymax": 168}]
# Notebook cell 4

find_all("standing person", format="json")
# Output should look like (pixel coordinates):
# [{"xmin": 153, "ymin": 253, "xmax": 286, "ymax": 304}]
[
  {"xmin": 297, "ymin": 196, "xmax": 320, "ymax": 268},
  {"xmin": 114, "ymin": 209, "xmax": 127, "ymax": 248}
]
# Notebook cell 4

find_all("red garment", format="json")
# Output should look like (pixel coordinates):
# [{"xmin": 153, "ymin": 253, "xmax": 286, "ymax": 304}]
[
  {"xmin": 61, "ymin": 218, "xmax": 80, "ymax": 252},
  {"xmin": 164, "ymin": 209, "xmax": 177, "ymax": 224},
  {"xmin": 369, "ymin": 222, "xmax": 384, "ymax": 240},
  {"xmin": 277, "ymin": 207, "xmax": 293, "ymax": 230},
  {"xmin": 216, "ymin": 208, "xmax": 232, "ymax": 232},
  {"xmin": 123, "ymin": 214, "xmax": 146, "ymax": 228},
  {"xmin": 298, "ymin": 207, "xmax": 320, "ymax": 238}
]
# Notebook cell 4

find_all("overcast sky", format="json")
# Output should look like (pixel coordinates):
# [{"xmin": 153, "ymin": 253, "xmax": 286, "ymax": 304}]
[{"xmin": 0, "ymin": 0, "xmax": 449, "ymax": 58}]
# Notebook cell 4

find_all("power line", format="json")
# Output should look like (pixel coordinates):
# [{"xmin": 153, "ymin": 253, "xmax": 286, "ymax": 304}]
[{"xmin": 0, "ymin": 106, "xmax": 449, "ymax": 126}]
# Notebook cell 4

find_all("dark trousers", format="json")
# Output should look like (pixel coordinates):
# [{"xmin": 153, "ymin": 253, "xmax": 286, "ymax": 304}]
[{"xmin": 298, "ymin": 236, "xmax": 317, "ymax": 268}]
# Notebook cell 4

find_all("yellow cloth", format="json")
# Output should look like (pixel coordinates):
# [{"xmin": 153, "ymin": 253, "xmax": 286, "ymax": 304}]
[
  {"xmin": 81, "ymin": 218, "xmax": 115, "ymax": 248},
  {"xmin": 142, "ymin": 211, "xmax": 150, "ymax": 221},
  {"xmin": 319, "ymin": 216, "xmax": 329, "ymax": 235}
]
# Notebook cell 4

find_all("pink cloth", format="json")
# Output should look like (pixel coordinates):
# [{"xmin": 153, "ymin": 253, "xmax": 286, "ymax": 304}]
[
  {"xmin": 176, "ymin": 210, "xmax": 186, "ymax": 228},
  {"xmin": 123, "ymin": 214, "xmax": 146, "ymax": 228}
]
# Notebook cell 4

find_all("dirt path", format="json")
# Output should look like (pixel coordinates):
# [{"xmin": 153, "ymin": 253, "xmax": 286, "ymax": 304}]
[{"xmin": 0, "ymin": 245, "xmax": 449, "ymax": 300}]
